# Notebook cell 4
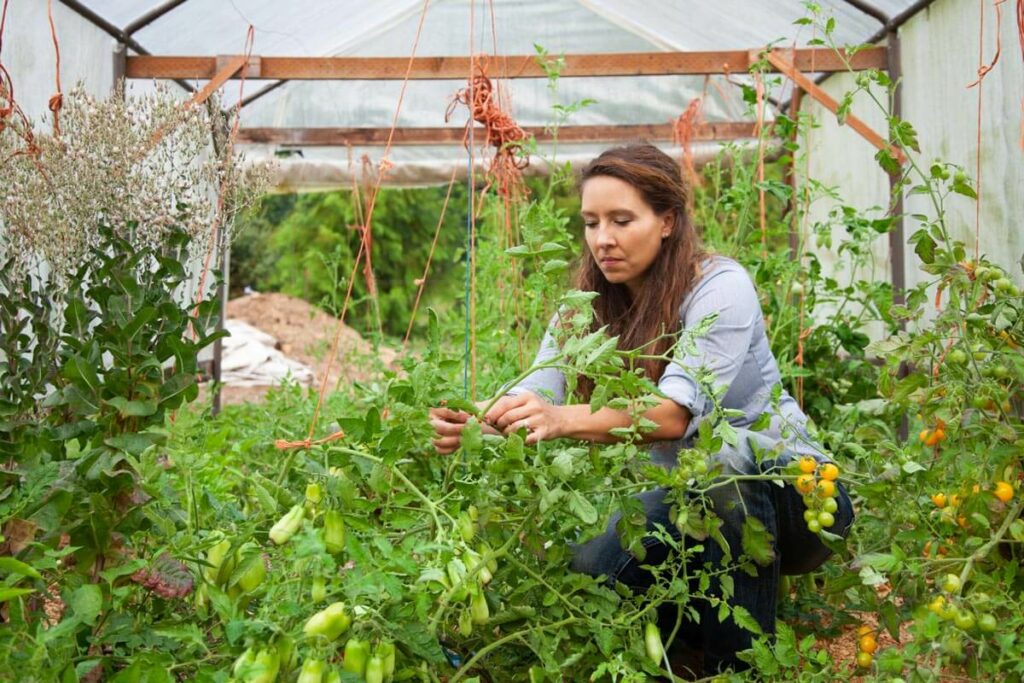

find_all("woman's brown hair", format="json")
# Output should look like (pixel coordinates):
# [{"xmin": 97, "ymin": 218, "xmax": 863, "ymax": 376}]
[{"xmin": 573, "ymin": 143, "xmax": 707, "ymax": 400}]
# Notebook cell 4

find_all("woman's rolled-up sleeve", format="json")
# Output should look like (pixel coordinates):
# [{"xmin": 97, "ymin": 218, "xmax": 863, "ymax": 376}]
[
  {"xmin": 658, "ymin": 265, "xmax": 759, "ymax": 440},
  {"xmin": 504, "ymin": 317, "xmax": 567, "ymax": 405}
]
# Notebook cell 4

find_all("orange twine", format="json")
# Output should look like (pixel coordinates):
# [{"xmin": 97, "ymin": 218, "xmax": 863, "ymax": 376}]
[
  {"xmin": 46, "ymin": 0, "xmax": 62, "ymax": 137},
  {"xmin": 1017, "ymin": 0, "xmax": 1024, "ymax": 150},
  {"xmin": 274, "ymin": 429, "xmax": 346, "ymax": 451},
  {"xmin": 446, "ymin": 57, "xmax": 529, "ymax": 200},
  {"xmin": 672, "ymin": 97, "xmax": 704, "ymax": 188}
]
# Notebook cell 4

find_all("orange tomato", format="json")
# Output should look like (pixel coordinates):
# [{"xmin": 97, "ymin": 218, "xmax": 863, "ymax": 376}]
[
  {"xmin": 931, "ymin": 493, "xmax": 947, "ymax": 508},
  {"xmin": 919, "ymin": 429, "xmax": 932, "ymax": 444},
  {"xmin": 994, "ymin": 481, "xmax": 1014, "ymax": 503},
  {"xmin": 819, "ymin": 463, "xmax": 839, "ymax": 481},
  {"xmin": 816, "ymin": 479, "xmax": 837, "ymax": 499},
  {"xmin": 858, "ymin": 635, "xmax": 879, "ymax": 654},
  {"xmin": 856, "ymin": 625, "xmax": 874, "ymax": 638},
  {"xmin": 795, "ymin": 474, "xmax": 816, "ymax": 495}
]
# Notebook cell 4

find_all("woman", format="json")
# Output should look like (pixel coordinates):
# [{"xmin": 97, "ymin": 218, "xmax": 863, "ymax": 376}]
[{"xmin": 430, "ymin": 144, "xmax": 853, "ymax": 676}]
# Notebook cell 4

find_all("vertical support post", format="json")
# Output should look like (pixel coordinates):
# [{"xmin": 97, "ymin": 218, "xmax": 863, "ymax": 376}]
[
  {"xmin": 112, "ymin": 40, "xmax": 126, "ymax": 99},
  {"xmin": 887, "ymin": 28, "xmax": 906, "ymax": 313},
  {"xmin": 886, "ymin": 27, "xmax": 909, "ymax": 441},
  {"xmin": 786, "ymin": 87, "xmax": 804, "ymax": 257},
  {"xmin": 212, "ymin": 224, "xmax": 229, "ymax": 416}
]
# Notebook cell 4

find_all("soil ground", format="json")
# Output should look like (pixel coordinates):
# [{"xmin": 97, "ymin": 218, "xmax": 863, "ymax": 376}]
[{"xmin": 210, "ymin": 292, "xmax": 396, "ymax": 405}]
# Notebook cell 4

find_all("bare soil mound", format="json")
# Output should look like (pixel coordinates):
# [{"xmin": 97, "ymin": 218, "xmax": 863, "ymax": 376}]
[{"xmin": 215, "ymin": 292, "xmax": 396, "ymax": 404}]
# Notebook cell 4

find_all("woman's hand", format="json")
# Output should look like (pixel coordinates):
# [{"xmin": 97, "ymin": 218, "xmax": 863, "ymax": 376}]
[
  {"xmin": 484, "ymin": 393, "xmax": 564, "ymax": 445},
  {"xmin": 429, "ymin": 407, "xmax": 470, "ymax": 455},
  {"xmin": 429, "ymin": 403, "xmax": 502, "ymax": 454}
]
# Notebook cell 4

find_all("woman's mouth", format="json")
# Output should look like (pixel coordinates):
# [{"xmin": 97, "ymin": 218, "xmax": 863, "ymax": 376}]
[{"xmin": 599, "ymin": 257, "xmax": 623, "ymax": 267}]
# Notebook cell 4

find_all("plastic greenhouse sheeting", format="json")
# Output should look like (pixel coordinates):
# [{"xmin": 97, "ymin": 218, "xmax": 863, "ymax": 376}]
[{"xmin": 70, "ymin": 0, "xmax": 924, "ymax": 189}]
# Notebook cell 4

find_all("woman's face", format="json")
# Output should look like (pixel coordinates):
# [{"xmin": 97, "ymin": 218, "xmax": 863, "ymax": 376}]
[{"xmin": 580, "ymin": 175, "xmax": 672, "ymax": 296}]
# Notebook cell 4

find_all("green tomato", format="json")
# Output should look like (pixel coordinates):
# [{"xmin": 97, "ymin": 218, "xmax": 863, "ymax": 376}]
[
  {"xmin": 323, "ymin": 510, "xmax": 346, "ymax": 555},
  {"xmin": 803, "ymin": 509, "xmax": 816, "ymax": 523},
  {"xmin": 942, "ymin": 634, "xmax": 964, "ymax": 660},
  {"xmin": 941, "ymin": 573, "xmax": 961, "ymax": 593},
  {"xmin": 644, "ymin": 622, "xmax": 664, "ymax": 664},
  {"xmin": 977, "ymin": 613, "xmax": 997, "ymax": 633},
  {"xmin": 954, "ymin": 610, "xmax": 976, "ymax": 631},
  {"xmin": 296, "ymin": 658, "xmax": 324, "ymax": 683},
  {"xmin": 311, "ymin": 575, "xmax": 327, "ymax": 603},
  {"xmin": 470, "ymin": 588, "xmax": 490, "ymax": 625},
  {"xmin": 303, "ymin": 602, "xmax": 351, "ymax": 641},
  {"xmin": 806, "ymin": 519, "xmax": 822, "ymax": 534},
  {"xmin": 342, "ymin": 639, "xmax": 370, "ymax": 676},
  {"xmin": 817, "ymin": 511, "xmax": 835, "ymax": 528},
  {"xmin": 947, "ymin": 349, "xmax": 968, "ymax": 364},
  {"xmin": 365, "ymin": 656, "xmax": 385, "ymax": 683},
  {"xmin": 822, "ymin": 497, "xmax": 838, "ymax": 514},
  {"xmin": 376, "ymin": 641, "xmax": 396, "ymax": 680},
  {"xmin": 269, "ymin": 505, "xmax": 305, "ymax": 545}
]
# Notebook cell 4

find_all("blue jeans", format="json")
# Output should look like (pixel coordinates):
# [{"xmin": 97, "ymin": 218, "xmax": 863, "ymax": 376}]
[{"xmin": 570, "ymin": 429, "xmax": 854, "ymax": 675}]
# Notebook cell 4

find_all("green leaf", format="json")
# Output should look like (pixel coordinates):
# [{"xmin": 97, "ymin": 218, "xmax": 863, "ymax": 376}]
[
  {"xmin": 460, "ymin": 418, "xmax": 483, "ymax": 455},
  {"xmin": 740, "ymin": 516, "xmax": 775, "ymax": 566},
  {"xmin": 730, "ymin": 605, "xmax": 764, "ymax": 635},
  {"xmin": 0, "ymin": 556, "xmax": 42, "ymax": 580},
  {"xmin": 69, "ymin": 584, "xmax": 103, "ymax": 625},
  {"xmin": 392, "ymin": 622, "xmax": 447, "ymax": 665},
  {"xmin": 568, "ymin": 490, "xmax": 598, "ymax": 525},
  {"xmin": 0, "ymin": 587, "xmax": 35, "ymax": 602}
]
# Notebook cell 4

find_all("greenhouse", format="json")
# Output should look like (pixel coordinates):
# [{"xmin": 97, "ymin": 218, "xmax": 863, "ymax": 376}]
[{"xmin": 1, "ymin": 0, "xmax": 1023, "ymax": 680}]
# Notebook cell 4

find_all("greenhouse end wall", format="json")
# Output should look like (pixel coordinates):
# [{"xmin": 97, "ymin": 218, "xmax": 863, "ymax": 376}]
[{"xmin": 804, "ymin": 0, "xmax": 1024, "ymax": 302}]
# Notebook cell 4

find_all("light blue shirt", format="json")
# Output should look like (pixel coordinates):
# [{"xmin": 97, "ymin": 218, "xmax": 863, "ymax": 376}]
[{"xmin": 508, "ymin": 256, "xmax": 824, "ymax": 465}]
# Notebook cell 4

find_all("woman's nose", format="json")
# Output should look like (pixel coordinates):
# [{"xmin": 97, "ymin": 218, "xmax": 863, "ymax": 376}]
[{"xmin": 595, "ymin": 223, "xmax": 616, "ymax": 248}]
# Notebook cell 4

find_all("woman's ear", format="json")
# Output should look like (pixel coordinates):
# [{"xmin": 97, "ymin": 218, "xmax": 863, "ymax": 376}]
[{"xmin": 661, "ymin": 212, "xmax": 674, "ymax": 239}]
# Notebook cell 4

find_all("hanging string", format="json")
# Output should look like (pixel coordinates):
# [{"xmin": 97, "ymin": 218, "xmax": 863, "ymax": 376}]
[
  {"xmin": 401, "ymin": 164, "xmax": 460, "ymax": 350},
  {"xmin": 1018, "ymin": 0, "xmax": 1024, "ymax": 150},
  {"xmin": 46, "ymin": 0, "xmax": 62, "ymax": 137},
  {"xmin": 464, "ymin": 0, "xmax": 477, "ymax": 400},
  {"xmin": 966, "ymin": 0, "xmax": 1006, "ymax": 258},
  {"xmin": 753, "ymin": 68, "xmax": 767, "ymax": 259}
]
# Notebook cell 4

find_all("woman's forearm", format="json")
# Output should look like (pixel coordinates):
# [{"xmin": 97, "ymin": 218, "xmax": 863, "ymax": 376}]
[{"xmin": 556, "ymin": 399, "xmax": 690, "ymax": 443}]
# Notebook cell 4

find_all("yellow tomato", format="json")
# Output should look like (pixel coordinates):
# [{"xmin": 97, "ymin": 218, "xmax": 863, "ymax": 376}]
[
  {"xmin": 994, "ymin": 481, "xmax": 1014, "ymax": 503},
  {"xmin": 816, "ymin": 479, "xmax": 837, "ymax": 499},
  {"xmin": 797, "ymin": 456, "xmax": 818, "ymax": 474},
  {"xmin": 819, "ymin": 463, "xmax": 839, "ymax": 481},
  {"xmin": 931, "ymin": 493, "xmax": 947, "ymax": 508},
  {"xmin": 858, "ymin": 635, "xmax": 879, "ymax": 655},
  {"xmin": 795, "ymin": 474, "xmax": 816, "ymax": 495}
]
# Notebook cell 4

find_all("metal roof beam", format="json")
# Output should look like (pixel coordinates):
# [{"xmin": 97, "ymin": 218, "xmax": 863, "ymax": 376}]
[
  {"xmin": 54, "ymin": 0, "xmax": 196, "ymax": 93},
  {"xmin": 839, "ymin": 0, "xmax": 890, "ymax": 26},
  {"xmin": 124, "ymin": 0, "xmax": 191, "ymax": 36}
]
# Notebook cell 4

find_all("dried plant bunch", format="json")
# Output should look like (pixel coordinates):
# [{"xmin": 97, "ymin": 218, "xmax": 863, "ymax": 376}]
[{"xmin": 0, "ymin": 82, "xmax": 270, "ymax": 289}]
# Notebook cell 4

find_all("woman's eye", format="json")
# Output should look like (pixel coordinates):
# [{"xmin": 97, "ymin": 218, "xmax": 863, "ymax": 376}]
[
  {"xmin": 583, "ymin": 222, "xmax": 597, "ymax": 228},
  {"xmin": 614, "ymin": 219, "xmax": 631, "ymax": 226}
]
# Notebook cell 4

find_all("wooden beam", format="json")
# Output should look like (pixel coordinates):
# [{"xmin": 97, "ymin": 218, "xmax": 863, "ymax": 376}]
[
  {"xmin": 236, "ymin": 122, "xmax": 762, "ymax": 147},
  {"xmin": 126, "ymin": 47, "xmax": 886, "ymax": 81},
  {"xmin": 763, "ymin": 49, "xmax": 905, "ymax": 165},
  {"xmin": 185, "ymin": 54, "xmax": 250, "ymax": 109}
]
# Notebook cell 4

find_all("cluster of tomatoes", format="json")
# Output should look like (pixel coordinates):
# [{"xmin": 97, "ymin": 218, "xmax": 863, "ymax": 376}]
[
  {"xmin": 918, "ymin": 418, "xmax": 947, "ymax": 448},
  {"xmin": 854, "ymin": 625, "xmax": 879, "ymax": 669},
  {"xmin": 793, "ymin": 456, "xmax": 841, "ymax": 534}
]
